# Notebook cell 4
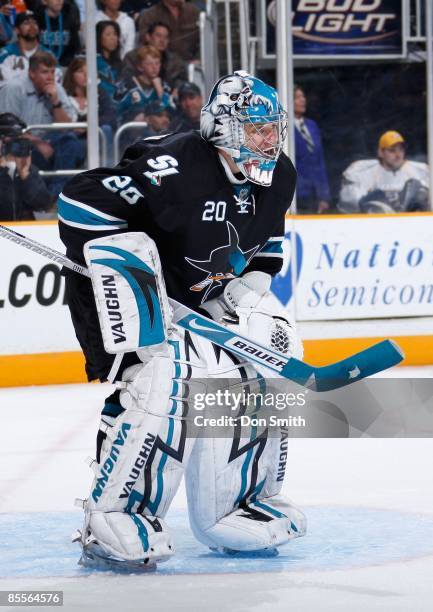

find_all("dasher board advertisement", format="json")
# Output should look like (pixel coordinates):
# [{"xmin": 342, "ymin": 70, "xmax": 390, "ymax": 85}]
[
  {"xmin": 0, "ymin": 224, "xmax": 80, "ymax": 355},
  {"xmin": 271, "ymin": 215, "xmax": 433, "ymax": 321}
]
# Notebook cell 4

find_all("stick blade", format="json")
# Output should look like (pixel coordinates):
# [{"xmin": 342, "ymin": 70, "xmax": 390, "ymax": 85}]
[{"xmin": 315, "ymin": 339, "xmax": 405, "ymax": 392}]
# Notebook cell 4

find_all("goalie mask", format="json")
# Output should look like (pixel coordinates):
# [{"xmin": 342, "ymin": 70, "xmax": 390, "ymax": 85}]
[{"xmin": 200, "ymin": 71, "xmax": 287, "ymax": 186}]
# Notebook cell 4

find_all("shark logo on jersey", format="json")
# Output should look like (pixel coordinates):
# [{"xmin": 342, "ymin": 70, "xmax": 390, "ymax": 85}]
[{"xmin": 185, "ymin": 221, "xmax": 260, "ymax": 302}]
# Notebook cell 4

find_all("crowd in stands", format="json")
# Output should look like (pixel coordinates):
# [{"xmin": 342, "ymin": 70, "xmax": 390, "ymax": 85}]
[
  {"xmin": 0, "ymin": 0, "xmax": 203, "ymax": 220},
  {"xmin": 0, "ymin": 0, "xmax": 430, "ymax": 220},
  {"xmin": 293, "ymin": 85, "xmax": 430, "ymax": 215}
]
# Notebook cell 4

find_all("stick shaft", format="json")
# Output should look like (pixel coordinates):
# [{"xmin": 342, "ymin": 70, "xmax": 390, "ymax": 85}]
[{"xmin": 0, "ymin": 224, "xmax": 90, "ymax": 277}]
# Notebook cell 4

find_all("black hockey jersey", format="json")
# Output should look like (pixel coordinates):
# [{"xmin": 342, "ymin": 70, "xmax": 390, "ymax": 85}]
[{"xmin": 58, "ymin": 131, "xmax": 296, "ymax": 380}]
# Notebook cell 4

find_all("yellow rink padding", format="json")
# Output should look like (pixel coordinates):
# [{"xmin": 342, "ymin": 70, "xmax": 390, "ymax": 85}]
[
  {"xmin": 0, "ymin": 335, "xmax": 432, "ymax": 387},
  {"xmin": 0, "ymin": 352, "xmax": 87, "ymax": 387},
  {"xmin": 303, "ymin": 335, "xmax": 433, "ymax": 368}
]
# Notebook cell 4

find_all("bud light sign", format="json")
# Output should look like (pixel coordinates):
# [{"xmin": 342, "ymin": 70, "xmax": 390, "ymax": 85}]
[{"xmin": 263, "ymin": 0, "xmax": 405, "ymax": 59}]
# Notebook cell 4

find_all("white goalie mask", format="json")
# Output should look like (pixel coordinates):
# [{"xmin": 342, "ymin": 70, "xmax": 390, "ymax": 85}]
[{"xmin": 200, "ymin": 71, "xmax": 288, "ymax": 186}]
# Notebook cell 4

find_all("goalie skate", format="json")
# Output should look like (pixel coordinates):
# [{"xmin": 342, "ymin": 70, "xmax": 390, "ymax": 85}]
[
  {"xmin": 72, "ymin": 498, "xmax": 174, "ymax": 572},
  {"xmin": 73, "ymin": 530, "xmax": 157, "ymax": 573}
]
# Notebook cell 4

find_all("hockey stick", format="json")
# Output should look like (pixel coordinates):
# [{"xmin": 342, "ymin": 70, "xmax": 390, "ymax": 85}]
[{"xmin": 0, "ymin": 224, "xmax": 404, "ymax": 391}]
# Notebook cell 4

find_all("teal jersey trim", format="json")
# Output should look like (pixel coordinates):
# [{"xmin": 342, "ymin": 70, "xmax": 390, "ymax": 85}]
[
  {"xmin": 259, "ymin": 241, "xmax": 283, "ymax": 254},
  {"xmin": 57, "ymin": 196, "xmax": 127, "ymax": 229},
  {"xmin": 101, "ymin": 402, "xmax": 124, "ymax": 418}
]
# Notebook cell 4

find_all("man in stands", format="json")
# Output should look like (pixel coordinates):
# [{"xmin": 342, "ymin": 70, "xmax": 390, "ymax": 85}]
[
  {"xmin": 35, "ymin": 0, "xmax": 81, "ymax": 67},
  {"xmin": 143, "ymin": 99, "xmax": 171, "ymax": 136},
  {"xmin": 0, "ymin": 12, "xmax": 62, "ymax": 86},
  {"xmin": 138, "ymin": 0, "xmax": 200, "ymax": 62},
  {"xmin": 122, "ymin": 21, "xmax": 187, "ymax": 91},
  {"xmin": 170, "ymin": 81, "xmax": 202, "ymax": 132},
  {"xmin": 293, "ymin": 84, "xmax": 330, "ymax": 214},
  {"xmin": 118, "ymin": 45, "xmax": 172, "ymax": 123},
  {"xmin": 0, "ymin": 51, "xmax": 85, "ymax": 195},
  {"xmin": 0, "ymin": 112, "xmax": 53, "ymax": 220},
  {"xmin": 338, "ymin": 131, "xmax": 430, "ymax": 213}
]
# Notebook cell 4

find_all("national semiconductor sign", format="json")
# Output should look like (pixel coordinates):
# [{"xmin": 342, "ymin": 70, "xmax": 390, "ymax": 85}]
[
  {"xmin": 262, "ymin": 0, "xmax": 406, "ymax": 59},
  {"xmin": 272, "ymin": 215, "xmax": 433, "ymax": 321}
]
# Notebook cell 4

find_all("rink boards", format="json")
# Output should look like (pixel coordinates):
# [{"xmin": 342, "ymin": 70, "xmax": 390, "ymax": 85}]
[{"xmin": 0, "ymin": 217, "xmax": 432, "ymax": 386}]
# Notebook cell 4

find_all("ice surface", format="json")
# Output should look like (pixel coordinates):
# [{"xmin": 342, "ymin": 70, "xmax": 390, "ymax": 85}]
[{"xmin": 0, "ymin": 368, "xmax": 432, "ymax": 611}]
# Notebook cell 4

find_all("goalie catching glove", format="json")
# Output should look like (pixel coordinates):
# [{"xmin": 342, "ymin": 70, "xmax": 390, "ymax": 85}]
[{"xmin": 202, "ymin": 270, "xmax": 303, "ymax": 362}]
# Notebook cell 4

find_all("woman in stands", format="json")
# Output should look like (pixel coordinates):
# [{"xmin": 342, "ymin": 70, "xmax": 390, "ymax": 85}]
[
  {"xmin": 96, "ymin": 20, "xmax": 124, "ymax": 105},
  {"xmin": 63, "ymin": 55, "xmax": 116, "ymax": 129},
  {"xmin": 63, "ymin": 55, "xmax": 118, "ymax": 163}
]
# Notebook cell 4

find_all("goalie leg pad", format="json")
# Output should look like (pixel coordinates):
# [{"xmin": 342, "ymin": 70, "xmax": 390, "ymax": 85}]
[
  {"xmin": 186, "ymin": 435, "xmax": 306, "ymax": 552},
  {"xmin": 184, "ymin": 340, "xmax": 306, "ymax": 552},
  {"xmin": 78, "ymin": 328, "xmax": 204, "ymax": 565}
]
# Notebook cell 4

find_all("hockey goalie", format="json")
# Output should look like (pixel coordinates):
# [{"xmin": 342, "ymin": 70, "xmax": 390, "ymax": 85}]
[{"xmin": 58, "ymin": 71, "xmax": 307, "ymax": 570}]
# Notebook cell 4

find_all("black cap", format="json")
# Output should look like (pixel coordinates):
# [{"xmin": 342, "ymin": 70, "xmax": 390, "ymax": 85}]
[
  {"xmin": 178, "ymin": 82, "xmax": 201, "ymax": 101},
  {"xmin": 0, "ymin": 113, "xmax": 26, "ymax": 137},
  {"xmin": 144, "ymin": 100, "xmax": 170, "ymax": 116},
  {"xmin": 15, "ymin": 11, "xmax": 37, "ymax": 28}
]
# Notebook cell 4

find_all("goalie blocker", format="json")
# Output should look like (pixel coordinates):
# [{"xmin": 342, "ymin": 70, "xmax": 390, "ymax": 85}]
[{"xmin": 84, "ymin": 233, "xmax": 172, "ymax": 354}]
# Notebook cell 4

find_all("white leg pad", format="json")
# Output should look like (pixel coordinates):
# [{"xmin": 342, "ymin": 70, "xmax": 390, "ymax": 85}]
[
  {"xmin": 185, "ymin": 338, "xmax": 307, "ymax": 553},
  {"xmin": 77, "ymin": 327, "xmax": 204, "ymax": 566}
]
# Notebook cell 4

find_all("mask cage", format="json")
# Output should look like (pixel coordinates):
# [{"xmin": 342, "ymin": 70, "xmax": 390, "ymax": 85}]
[{"xmin": 238, "ymin": 110, "xmax": 288, "ymax": 161}]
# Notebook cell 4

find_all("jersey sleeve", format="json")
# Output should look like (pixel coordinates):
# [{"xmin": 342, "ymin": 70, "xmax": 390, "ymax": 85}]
[
  {"xmin": 58, "ymin": 133, "xmax": 183, "ymax": 264},
  {"xmin": 242, "ymin": 216, "xmax": 285, "ymax": 277},
  {"xmin": 58, "ymin": 171, "xmax": 147, "ymax": 264}
]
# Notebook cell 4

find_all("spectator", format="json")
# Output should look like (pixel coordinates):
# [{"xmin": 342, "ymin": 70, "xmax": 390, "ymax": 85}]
[
  {"xmin": 0, "ymin": 11, "xmax": 63, "ymax": 86},
  {"xmin": 63, "ymin": 55, "xmax": 117, "ymax": 164},
  {"xmin": 118, "ymin": 98, "xmax": 171, "ymax": 154},
  {"xmin": 0, "ymin": 112, "xmax": 53, "ymax": 220},
  {"xmin": 63, "ymin": 55, "xmax": 117, "ymax": 128},
  {"xmin": 122, "ymin": 0, "xmax": 158, "ymax": 25},
  {"xmin": 0, "ymin": 6, "xmax": 14, "ymax": 47},
  {"xmin": 170, "ymin": 81, "xmax": 202, "ymax": 132},
  {"xmin": 96, "ymin": 0, "xmax": 135, "ymax": 59},
  {"xmin": 338, "ymin": 131, "xmax": 430, "ymax": 213},
  {"xmin": 35, "ymin": 0, "xmax": 81, "ymax": 67},
  {"xmin": 96, "ymin": 20, "xmax": 123, "ymax": 103},
  {"xmin": 0, "ymin": 51, "xmax": 85, "ymax": 195},
  {"xmin": 138, "ymin": 0, "xmax": 200, "ymax": 62},
  {"xmin": 122, "ymin": 21, "xmax": 187, "ymax": 91},
  {"xmin": 143, "ymin": 99, "xmax": 170, "ymax": 136},
  {"xmin": 118, "ymin": 44, "xmax": 172, "ymax": 123},
  {"xmin": 294, "ymin": 84, "xmax": 330, "ymax": 214}
]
